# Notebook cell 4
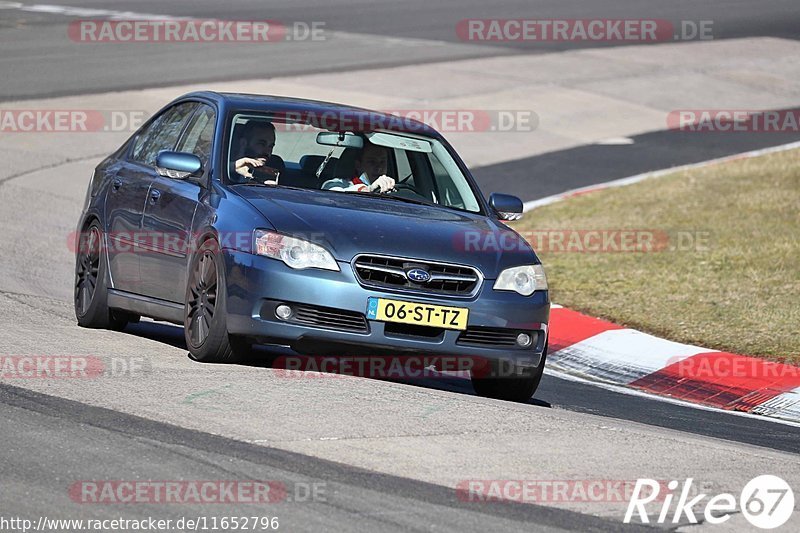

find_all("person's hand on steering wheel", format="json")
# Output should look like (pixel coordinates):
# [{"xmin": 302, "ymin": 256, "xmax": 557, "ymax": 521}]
[{"xmin": 368, "ymin": 175, "xmax": 396, "ymax": 193}]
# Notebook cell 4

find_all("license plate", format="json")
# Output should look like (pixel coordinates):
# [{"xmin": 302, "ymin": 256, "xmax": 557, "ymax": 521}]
[{"xmin": 366, "ymin": 297, "xmax": 468, "ymax": 331}]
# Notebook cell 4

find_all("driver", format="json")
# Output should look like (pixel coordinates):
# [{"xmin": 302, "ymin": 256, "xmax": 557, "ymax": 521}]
[
  {"xmin": 231, "ymin": 120, "xmax": 285, "ymax": 183},
  {"xmin": 322, "ymin": 143, "xmax": 396, "ymax": 193}
]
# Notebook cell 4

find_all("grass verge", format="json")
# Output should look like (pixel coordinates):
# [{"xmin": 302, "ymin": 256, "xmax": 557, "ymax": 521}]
[{"xmin": 512, "ymin": 148, "xmax": 800, "ymax": 364}]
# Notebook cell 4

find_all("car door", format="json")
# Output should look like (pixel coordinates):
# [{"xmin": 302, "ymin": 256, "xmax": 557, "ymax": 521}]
[
  {"xmin": 139, "ymin": 103, "xmax": 216, "ymax": 303},
  {"xmin": 102, "ymin": 155, "xmax": 151, "ymax": 293},
  {"xmin": 106, "ymin": 101, "xmax": 198, "ymax": 295}
]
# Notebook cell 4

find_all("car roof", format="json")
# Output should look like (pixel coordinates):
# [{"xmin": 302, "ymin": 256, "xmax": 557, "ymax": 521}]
[{"xmin": 176, "ymin": 91, "xmax": 443, "ymax": 138}]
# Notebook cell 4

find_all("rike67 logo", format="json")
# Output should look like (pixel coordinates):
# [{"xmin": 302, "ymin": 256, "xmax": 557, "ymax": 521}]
[{"xmin": 625, "ymin": 475, "xmax": 794, "ymax": 529}]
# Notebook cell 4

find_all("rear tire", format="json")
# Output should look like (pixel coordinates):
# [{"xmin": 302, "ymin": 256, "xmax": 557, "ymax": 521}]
[
  {"xmin": 184, "ymin": 239, "xmax": 248, "ymax": 363},
  {"xmin": 471, "ymin": 347, "xmax": 547, "ymax": 403},
  {"xmin": 74, "ymin": 221, "xmax": 128, "ymax": 331}
]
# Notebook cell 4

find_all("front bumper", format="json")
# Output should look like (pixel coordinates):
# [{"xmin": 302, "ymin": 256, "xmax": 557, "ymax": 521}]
[{"xmin": 223, "ymin": 250, "xmax": 550, "ymax": 368}]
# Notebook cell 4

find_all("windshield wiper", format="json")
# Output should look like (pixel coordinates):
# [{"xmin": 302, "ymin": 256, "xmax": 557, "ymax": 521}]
[
  {"xmin": 346, "ymin": 190, "xmax": 437, "ymax": 208},
  {"xmin": 384, "ymin": 194, "xmax": 437, "ymax": 207},
  {"xmin": 230, "ymin": 182, "xmax": 305, "ymax": 191}
]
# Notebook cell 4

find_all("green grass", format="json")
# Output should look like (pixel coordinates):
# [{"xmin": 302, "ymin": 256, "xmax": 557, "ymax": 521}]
[{"xmin": 512, "ymin": 148, "xmax": 800, "ymax": 364}]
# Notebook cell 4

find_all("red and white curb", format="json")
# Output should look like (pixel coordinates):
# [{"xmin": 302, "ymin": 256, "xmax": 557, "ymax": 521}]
[
  {"xmin": 546, "ymin": 306, "xmax": 800, "ymax": 423},
  {"xmin": 527, "ymin": 141, "xmax": 800, "ymax": 423}
]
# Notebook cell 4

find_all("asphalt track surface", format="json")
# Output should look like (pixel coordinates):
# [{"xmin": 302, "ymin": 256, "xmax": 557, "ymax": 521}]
[
  {"xmin": 1, "ymin": 383, "xmax": 657, "ymax": 533},
  {"xmin": 2, "ymin": 1, "xmax": 800, "ymax": 531},
  {"xmin": 1, "ymin": 0, "xmax": 799, "ymax": 100}
]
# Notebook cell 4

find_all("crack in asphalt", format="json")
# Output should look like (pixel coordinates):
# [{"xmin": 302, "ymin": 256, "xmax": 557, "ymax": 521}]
[
  {"xmin": 0, "ymin": 152, "xmax": 106, "ymax": 188},
  {"xmin": 0, "ymin": 289, "xmax": 72, "ymax": 319}
]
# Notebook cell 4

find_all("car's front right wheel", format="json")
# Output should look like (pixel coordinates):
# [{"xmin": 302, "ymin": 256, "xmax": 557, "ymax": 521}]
[
  {"xmin": 184, "ymin": 239, "xmax": 250, "ymax": 363},
  {"xmin": 470, "ymin": 348, "xmax": 547, "ymax": 403}
]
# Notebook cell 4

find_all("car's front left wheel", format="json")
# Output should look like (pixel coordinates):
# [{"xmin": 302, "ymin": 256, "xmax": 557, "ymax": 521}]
[{"xmin": 184, "ymin": 239, "xmax": 250, "ymax": 363}]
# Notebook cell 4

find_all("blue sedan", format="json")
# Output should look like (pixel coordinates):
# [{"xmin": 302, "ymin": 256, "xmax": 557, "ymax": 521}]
[{"xmin": 74, "ymin": 92, "xmax": 550, "ymax": 402}]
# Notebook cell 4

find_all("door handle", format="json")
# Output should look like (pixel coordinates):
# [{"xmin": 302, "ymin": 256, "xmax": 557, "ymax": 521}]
[
  {"xmin": 112, "ymin": 178, "xmax": 123, "ymax": 191},
  {"xmin": 149, "ymin": 189, "xmax": 161, "ymax": 203}
]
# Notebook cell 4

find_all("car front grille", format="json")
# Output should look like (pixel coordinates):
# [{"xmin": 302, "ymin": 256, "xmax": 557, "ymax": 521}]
[
  {"xmin": 457, "ymin": 327, "xmax": 538, "ymax": 348},
  {"xmin": 353, "ymin": 255, "xmax": 481, "ymax": 296},
  {"xmin": 260, "ymin": 301, "xmax": 369, "ymax": 333}
]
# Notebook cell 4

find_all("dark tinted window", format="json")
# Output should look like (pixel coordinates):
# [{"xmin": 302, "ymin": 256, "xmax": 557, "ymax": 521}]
[
  {"xmin": 176, "ymin": 104, "xmax": 216, "ymax": 169},
  {"xmin": 131, "ymin": 102, "xmax": 196, "ymax": 166}
]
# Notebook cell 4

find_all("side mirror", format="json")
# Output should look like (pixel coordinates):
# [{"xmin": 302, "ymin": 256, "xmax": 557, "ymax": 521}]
[
  {"xmin": 156, "ymin": 151, "xmax": 202, "ymax": 179},
  {"xmin": 489, "ymin": 193, "xmax": 524, "ymax": 221}
]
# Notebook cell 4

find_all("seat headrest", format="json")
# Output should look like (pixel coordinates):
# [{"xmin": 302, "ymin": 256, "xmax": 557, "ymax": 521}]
[
  {"xmin": 299, "ymin": 154, "xmax": 338, "ymax": 180},
  {"xmin": 334, "ymin": 147, "xmax": 361, "ymax": 178},
  {"xmin": 299, "ymin": 155, "xmax": 325, "ymax": 174}
]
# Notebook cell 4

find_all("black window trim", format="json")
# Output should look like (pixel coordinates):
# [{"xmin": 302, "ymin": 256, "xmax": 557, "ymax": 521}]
[
  {"xmin": 174, "ymin": 102, "xmax": 217, "ymax": 182},
  {"xmin": 124, "ymin": 100, "xmax": 201, "ymax": 170}
]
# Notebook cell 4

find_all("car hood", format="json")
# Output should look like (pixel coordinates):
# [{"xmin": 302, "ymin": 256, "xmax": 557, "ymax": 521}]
[{"xmin": 234, "ymin": 186, "xmax": 538, "ymax": 277}]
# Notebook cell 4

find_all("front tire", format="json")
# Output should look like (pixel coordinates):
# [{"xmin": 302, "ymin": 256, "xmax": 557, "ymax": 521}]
[
  {"xmin": 74, "ymin": 221, "xmax": 128, "ymax": 331},
  {"xmin": 184, "ymin": 240, "xmax": 249, "ymax": 363},
  {"xmin": 470, "ymin": 348, "xmax": 547, "ymax": 403}
]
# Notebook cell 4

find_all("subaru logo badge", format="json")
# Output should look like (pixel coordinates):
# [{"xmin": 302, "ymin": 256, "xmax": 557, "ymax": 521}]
[{"xmin": 406, "ymin": 268, "xmax": 431, "ymax": 283}]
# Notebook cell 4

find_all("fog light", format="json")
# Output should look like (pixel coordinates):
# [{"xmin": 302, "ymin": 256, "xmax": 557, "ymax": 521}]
[
  {"xmin": 275, "ymin": 304, "xmax": 293, "ymax": 320},
  {"xmin": 516, "ymin": 333, "xmax": 532, "ymax": 347}
]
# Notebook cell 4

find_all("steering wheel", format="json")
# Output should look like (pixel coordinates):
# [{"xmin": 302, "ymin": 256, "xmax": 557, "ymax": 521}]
[
  {"xmin": 384, "ymin": 182, "xmax": 430, "ymax": 202},
  {"xmin": 389, "ymin": 182, "xmax": 416, "ymax": 192},
  {"xmin": 382, "ymin": 172, "xmax": 415, "ymax": 194}
]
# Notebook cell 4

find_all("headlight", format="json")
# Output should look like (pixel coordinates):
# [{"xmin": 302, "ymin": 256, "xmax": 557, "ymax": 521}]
[
  {"xmin": 493, "ymin": 264, "xmax": 547, "ymax": 296},
  {"xmin": 254, "ymin": 230, "xmax": 339, "ymax": 271}
]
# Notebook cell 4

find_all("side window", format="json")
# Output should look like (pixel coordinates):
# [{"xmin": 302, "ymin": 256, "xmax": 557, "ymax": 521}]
[
  {"xmin": 176, "ymin": 105, "xmax": 216, "ymax": 169},
  {"xmin": 131, "ymin": 102, "xmax": 197, "ymax": 167}
]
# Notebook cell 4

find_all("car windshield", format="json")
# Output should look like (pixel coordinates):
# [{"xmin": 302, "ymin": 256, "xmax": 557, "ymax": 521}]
[{"xmin": 226, "ymin": 113, "xmax": 482, "ymax": 213}]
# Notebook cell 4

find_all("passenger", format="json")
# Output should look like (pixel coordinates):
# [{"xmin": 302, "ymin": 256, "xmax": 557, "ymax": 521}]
[
  {"xmin": 322, "ymin": 143, "xmax": 396, "ymax": 193},
  {"xmin": 231, "ymin": 120, "xmax": 285, "ymax": 183}
]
